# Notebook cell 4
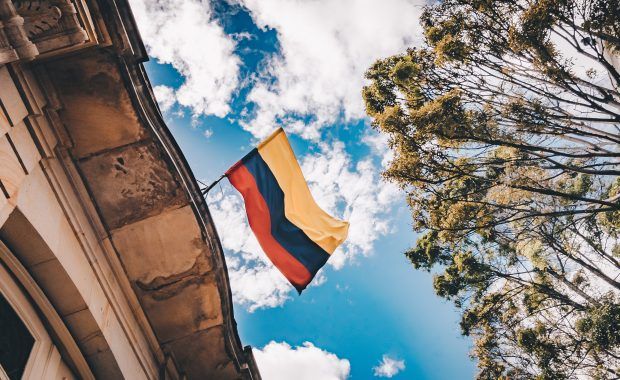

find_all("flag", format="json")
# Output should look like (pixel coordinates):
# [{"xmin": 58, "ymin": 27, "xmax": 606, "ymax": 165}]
[{"xmin": 226, "ymin": 128, "xmax": 349, "ymax": 292}]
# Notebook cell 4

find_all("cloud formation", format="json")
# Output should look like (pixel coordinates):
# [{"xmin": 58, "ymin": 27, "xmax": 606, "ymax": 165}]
[
  {"xmin": 254, "ymin": 341, "xmax": 350, "ymax": 380},
  {"xmin": 153, "ymin": 85, "xmax": 176, "ymax": 113},
  {"xmin": 362, "ymin": 130, "xmax": 395, "ymax": 169},
  {"xmin": 131, "ymin": 0, "xmax": 240, "ymax": 117},
  {"xmin": 236, "ymin": 0, "xmax": 423, "ymax": 139},
  {"xmin": 373, "ymin": 355, "xmax": 406, "ymax": 378}
]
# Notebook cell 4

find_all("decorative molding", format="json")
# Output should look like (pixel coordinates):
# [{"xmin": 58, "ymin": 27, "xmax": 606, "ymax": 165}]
[
  {"xmin": 30, "ymin": 0, "xmax": 88, "ymax": 54},
  {"xmin": 14, "ymin": 1, "xmax": 62, "ymax": 38},
  {"xmin": 0, "ymin": 0, "xmax": 38, "ymax": 62},
  {"xmin": 0, "ymin": 0, "xmax": 94, "ymax": 64}
]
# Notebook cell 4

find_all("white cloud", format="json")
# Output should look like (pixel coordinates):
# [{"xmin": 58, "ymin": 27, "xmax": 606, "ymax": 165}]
[
  {"xmin": 254, "ymin": 341, "xmax": 350, "ymax": 380},
  {"xmin": 373, "ymin": 355, "xmax": 405, "ymax": 378},
  {"xmin": 130, "ymin": 0, "xmax": 240, "ymax": 117},
  {"xmin": 203, "ymin": 128, "xmax": 214, "ymax": 139},
  {"xmin": 235, "ymin": 0, "xmax": 424, "ymax": 140},
  {"xmin": 153, "ymin": 85, "xmax": 176, "ymax": 113},
  {"xmin": 231, "ymin": 31, "xmax": 255, "ymax": 41},
  {"xmin": 362, "ymin": 130, "xmax": 395, "ymax": 169}
]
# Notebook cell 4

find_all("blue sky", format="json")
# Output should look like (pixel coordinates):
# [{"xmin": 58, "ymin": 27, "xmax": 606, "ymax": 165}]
[{"xmin": 132, "ymin": 0, "xmax": 476, "ymax": 378}]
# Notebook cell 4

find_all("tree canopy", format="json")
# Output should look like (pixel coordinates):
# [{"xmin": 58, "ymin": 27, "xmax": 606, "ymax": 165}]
[{"xmin": 363, "ymin": 0, "xmax": 620, "ymax": 378}]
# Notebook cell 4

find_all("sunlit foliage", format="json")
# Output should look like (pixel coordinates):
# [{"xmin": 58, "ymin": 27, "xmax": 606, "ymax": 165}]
[{"xmin": 364, "ymin": 0, "xmax": 620, "ymax": 377}]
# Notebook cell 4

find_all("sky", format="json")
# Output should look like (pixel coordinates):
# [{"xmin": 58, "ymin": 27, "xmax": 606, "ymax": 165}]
[{"xmin": 129, "ymin": 0, "xmax": 477, "ymax": 378}]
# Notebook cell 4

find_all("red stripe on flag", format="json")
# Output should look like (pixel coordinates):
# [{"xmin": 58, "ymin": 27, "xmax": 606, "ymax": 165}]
[{"xmin": 227, "ymin": 162, "xmax": 313, "ymax": 291}]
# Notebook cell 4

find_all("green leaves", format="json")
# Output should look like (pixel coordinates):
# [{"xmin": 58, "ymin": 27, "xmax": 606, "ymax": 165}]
[
  {"xmin": 585, "ymin": 0, "xmax": 620, "ymax": 49},
  {"xmin": 363, "ymin": 0, "xmax": 620, "ymax": 377},
  {"xmin": 576, "ymin": 300, "xmax": 620, "ymax": 351},
  {"xmin": 404, "ymin": 231, "xmax": 449, "ymax": 270},
  {"xmin": 391, "ymin": 56, "xmax": 419, "ymax": 85}
]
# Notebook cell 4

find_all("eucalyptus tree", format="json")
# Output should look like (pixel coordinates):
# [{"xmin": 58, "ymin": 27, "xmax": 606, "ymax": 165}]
[{"xmin": 363, "ymin": 0, "xmax": 620, "ymax": 378}]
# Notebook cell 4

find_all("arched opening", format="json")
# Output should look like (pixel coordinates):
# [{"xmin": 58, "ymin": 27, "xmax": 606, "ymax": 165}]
[
  {"xmin": 0, "ymin": 292, "xmax": 34, "ymax": 379},
  {"xmin": 0, "ymin": 209, "xmax": 115, "ymax": 379},
  {"xmin": 0, "ymin": 253, "xmax": 75, "ymax": 379}
]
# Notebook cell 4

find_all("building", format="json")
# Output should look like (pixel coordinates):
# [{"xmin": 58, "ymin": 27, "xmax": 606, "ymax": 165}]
[{"xmin": 0, "ymin": 0, "xmax": 261, "ymax": 378}]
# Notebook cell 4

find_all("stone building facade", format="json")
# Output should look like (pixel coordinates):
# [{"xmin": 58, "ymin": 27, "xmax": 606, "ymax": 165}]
[{"xmin": 0, "ymin": 0, "xmax": 261, "ymax": 378}]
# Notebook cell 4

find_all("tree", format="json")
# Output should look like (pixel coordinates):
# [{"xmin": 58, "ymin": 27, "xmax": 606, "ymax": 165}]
[{"xmin": 363, "ymin": 0, "xmax": 620, "ymax": 378}]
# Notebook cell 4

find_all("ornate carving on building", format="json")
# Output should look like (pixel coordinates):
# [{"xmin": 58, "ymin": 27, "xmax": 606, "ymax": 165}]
[
  {"xmin": 15, "ymin": 1, "xmax": 62, "ymax": 38},
  {"xmin": 0, "ymin": 0, "xmax": 38, "ymax": 62},
  {"xmin": 0, "ymin": 0, "xmax": 91, "ymax": 65}
]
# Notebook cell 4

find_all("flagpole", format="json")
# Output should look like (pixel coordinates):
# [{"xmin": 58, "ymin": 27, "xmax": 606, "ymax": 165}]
[{"xmin": 201, "ymin": 174, "xmax": 226, "ymax": 195}]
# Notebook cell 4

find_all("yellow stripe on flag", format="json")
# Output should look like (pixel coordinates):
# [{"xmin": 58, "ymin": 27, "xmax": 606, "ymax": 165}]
[{"xmin": 257, "ymin": 128, "xmax": 349, "ymax": 254}]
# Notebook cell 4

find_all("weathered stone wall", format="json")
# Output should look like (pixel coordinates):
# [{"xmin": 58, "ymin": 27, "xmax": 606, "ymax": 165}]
[
  {"xmin": 42, "ymin": 48, "xmax": 251, "ymax": 378},
  {"xmin": 1, "ymin": 62, "xmax": 156, "ymax": 379},
  {"xmin": 0, "ymin": 0, "xmax": 261, "ymax": 378}
]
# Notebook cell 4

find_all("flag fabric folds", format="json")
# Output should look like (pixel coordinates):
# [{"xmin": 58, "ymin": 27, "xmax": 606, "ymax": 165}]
[{"xmin": 226, "ymin": 128, "xmax": 349, "ymax": 292}]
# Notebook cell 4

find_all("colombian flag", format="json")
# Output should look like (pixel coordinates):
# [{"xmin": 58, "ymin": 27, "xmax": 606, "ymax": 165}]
[{"xmin": 226, "ymin": 128, "xmax": 349, "ymax": 293}]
